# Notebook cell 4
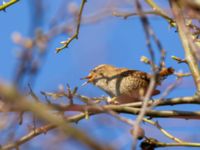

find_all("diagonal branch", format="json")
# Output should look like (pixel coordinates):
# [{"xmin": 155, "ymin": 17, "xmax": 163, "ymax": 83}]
[
  {"xmin": 1, "ymin": 113, "xmax": 87, "ymax": 150},
  {"xmin": 145, "ymin": 0, "xmax": 175, "ymax": 26},
  {"xmin": 0, "ymin": 0, "xmax": 19, "ymax": 11},
  {"xmin": 143, "ymin": 118, "xmax": 184, "ymax": 143}
]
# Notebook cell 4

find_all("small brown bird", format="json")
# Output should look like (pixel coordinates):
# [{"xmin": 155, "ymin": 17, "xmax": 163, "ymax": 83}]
[{"xmin": 82, "ymin": 64, "xmax": 174, "ymax": 104}]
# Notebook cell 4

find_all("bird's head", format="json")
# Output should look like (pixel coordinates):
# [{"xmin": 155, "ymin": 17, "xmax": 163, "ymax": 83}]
[{"xmin": 81, "ymin": 64, "xmax": 115, "ymax": 86}]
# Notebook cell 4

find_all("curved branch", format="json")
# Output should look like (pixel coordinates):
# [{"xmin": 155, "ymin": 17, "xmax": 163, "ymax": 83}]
[{"xmin": 56, "ymin": 0, "xmax": 87, "ymax": 53}]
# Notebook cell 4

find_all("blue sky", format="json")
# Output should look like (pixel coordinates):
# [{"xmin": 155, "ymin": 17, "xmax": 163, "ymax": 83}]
[{"xmin": 0, "ymin": 0, "xmax": 199, "ymax": 150}]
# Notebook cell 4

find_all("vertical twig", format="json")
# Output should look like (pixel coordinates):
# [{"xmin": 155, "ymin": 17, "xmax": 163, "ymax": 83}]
[
  {"xmin": 170, "ymin": 0, "xmax": 200, "ymax": 94},
  {"xmin": 133, "ymin": 0, "xmax": 158, "ymax": 149}
]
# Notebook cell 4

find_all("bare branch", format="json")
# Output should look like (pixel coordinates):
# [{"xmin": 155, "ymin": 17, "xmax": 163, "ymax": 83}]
[
  {"xmin": 170, "ymin": 1, "xmax": 200, "ymax": 93},
  {"xmin": 141, "ymin": 138, "xmax": 200, "ymax": 149},
  {"xmin": 143, "ymin": 118, "xmax": 184, "ymax": 143},
  {"xmin": 171, "ymin": 55, "xmax": 188, "ymax": 64},
  {"xmin": 0, "ymin": 0, "xmax": 19, "ymax": 11},
  {"xmin": 56, "ymin": 0, "xmax": 87, "ymax": 53}
]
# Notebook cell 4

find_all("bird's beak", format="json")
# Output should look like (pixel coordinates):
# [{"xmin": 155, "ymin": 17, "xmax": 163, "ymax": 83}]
[
  {"xmin": 81, "ymin": 81, "xmax": 88, "ymax": 87},
  {"xmin": 80, "ymin": 74, "xmax": 94, "ymax": 86}
]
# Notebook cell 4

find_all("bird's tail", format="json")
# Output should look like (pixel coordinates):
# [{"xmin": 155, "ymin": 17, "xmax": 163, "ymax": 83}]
[
  {"xmin": 159, "ymin": 67, "xmax": 174, "ymax": 77},
  {"xmin": 156, "ymin": 67, "xmax": 174, "ymax": 85}
]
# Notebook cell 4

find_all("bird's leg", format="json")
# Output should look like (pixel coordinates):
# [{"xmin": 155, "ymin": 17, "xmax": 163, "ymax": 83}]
[
  {"xmin": 149, "ymin": 98, "xmax": 155, "ymax": 103},
  {"xmin": 106, "ymin": 96, "xmax": 119, "ymax": 105}
]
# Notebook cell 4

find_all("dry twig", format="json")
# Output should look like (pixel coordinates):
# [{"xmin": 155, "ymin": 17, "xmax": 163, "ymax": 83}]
[{"xmin": 56, "ymin": 0, "xmax": 87, "ymax": 53}]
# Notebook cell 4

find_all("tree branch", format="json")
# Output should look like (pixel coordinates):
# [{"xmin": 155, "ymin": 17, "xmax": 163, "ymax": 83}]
[
  {"xmin": 145, "ymin": 0, "xmax": 175, "ymax": 27},
  {"xmin": 0, "ymin": 0, "xmax": 19, "ymax": 11},
  {"xmin": 143, "ymin": 118, "xmax": 184, "ymax": 143},
  {"xmin": 1, "ymin": 113, "xmax": 90, "ymax": 150},
  {"xmin": 56, "ymin": 0, "xmax": 87, "ymax": 53},
  {"xmin": 170, "ymin": 1, "xmax": 200, "ymax": 93},
  {"xmin": 141, "ymin": 138, "xmax": 200, "ymax": 148}
]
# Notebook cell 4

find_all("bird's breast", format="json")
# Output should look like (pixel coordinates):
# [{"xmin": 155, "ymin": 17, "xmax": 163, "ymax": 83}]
[{"xmin": 94, "ymin": 75, "xmax": 149, "ymax": 98}]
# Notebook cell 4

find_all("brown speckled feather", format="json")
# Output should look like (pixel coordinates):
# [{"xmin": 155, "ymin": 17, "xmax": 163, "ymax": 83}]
[{"xmin": 85, "ymin": 64, "xmax": 161, "ymax": 104}]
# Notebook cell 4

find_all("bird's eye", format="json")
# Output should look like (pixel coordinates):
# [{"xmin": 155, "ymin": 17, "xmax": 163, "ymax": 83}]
[{"xmin": 100, "ymin": 73, "xmax": 104, "ymax": 76}]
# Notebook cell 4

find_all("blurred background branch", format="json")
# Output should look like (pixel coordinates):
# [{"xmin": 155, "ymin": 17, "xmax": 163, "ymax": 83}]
[{"xmin": 1, "ymin": 0, "xmax": 200, "ymax": 149}]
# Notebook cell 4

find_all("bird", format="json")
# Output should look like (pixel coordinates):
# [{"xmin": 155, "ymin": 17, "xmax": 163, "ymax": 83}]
[{"xmin": 82, "ymin": 64, "xmax": 174, "ymax": 104}]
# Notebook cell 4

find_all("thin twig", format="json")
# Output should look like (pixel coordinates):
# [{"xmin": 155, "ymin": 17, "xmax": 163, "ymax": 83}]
[
  {"xmin": 113, "ymin": 10, "xmax": 164, "ymax": 19},
  {"xmin": 143, "ymin": 118, "xmax": 184, "ymax": 143},
  {"xmin": 171, "ymin": 55, "xmax": 188, "ymax": 64},
  {"xmin": 150, "ymin": 77, "xmax": 182, "ymax": 108},
  {"xmin": 56, "ymin": 0, "xmax": 87, "ymax": 53},
  {"xmin": 133, "ymin": 0, "xmax": 158, "ymax": 148}
]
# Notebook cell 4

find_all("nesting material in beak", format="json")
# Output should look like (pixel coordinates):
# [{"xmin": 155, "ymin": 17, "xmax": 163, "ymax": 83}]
[
  {"xmin": 80, "ymin": 74, "xmax": 93, "ymax": 87},
  {"xmin": 81, "ymin": 81, "xmax": 88, "ymax": 87}
]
